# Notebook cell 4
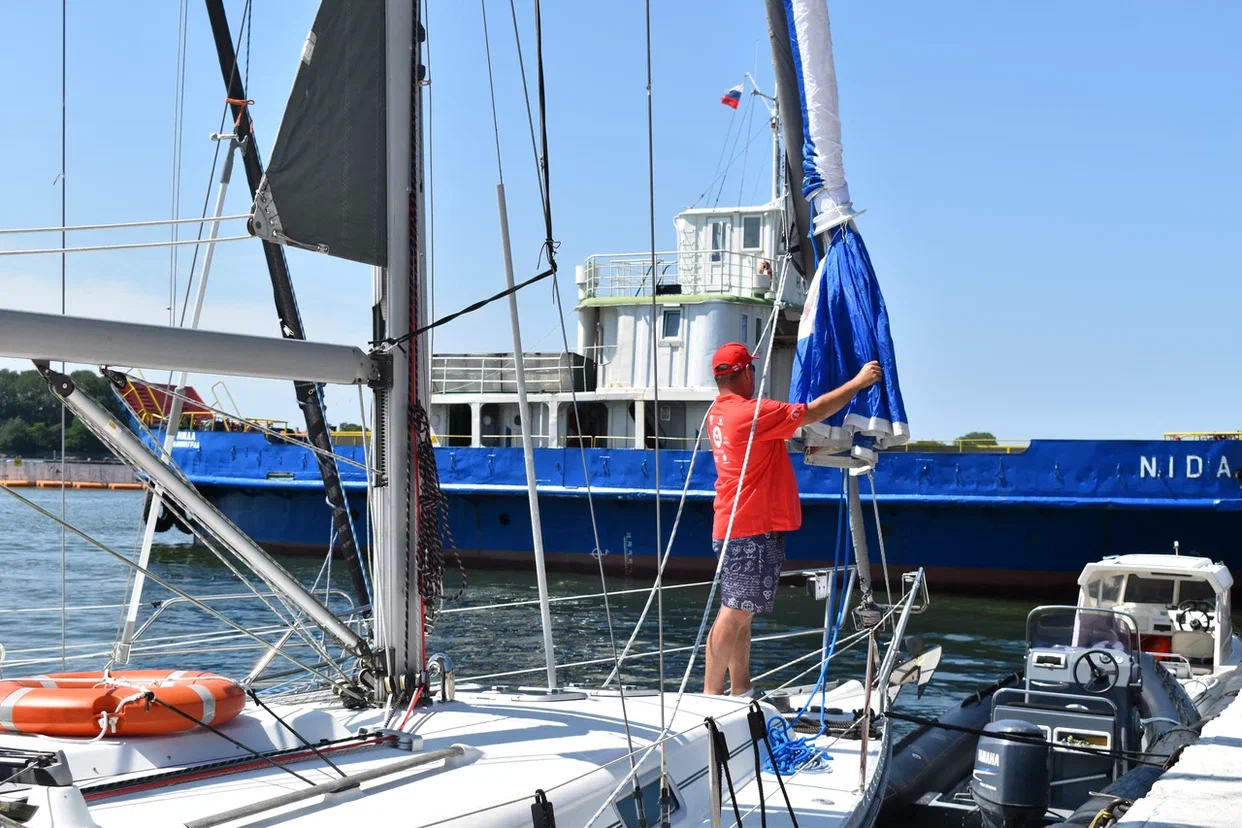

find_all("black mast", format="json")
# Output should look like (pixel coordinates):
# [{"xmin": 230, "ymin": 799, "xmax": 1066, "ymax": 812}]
[{"xmin": 204, "ymin": 0, "xmax": 369, "ymax": 608}]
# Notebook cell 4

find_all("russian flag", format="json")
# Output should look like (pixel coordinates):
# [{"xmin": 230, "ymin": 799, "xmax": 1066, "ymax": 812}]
[{"xmin": 720, "ymin": 84, "xmax": 743, "ymax": 109}]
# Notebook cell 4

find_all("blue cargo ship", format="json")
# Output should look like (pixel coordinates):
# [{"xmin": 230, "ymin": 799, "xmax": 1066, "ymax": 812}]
[{"xmin": 131, "ymin": 197, "xmax": 1242, "ymax": 591}]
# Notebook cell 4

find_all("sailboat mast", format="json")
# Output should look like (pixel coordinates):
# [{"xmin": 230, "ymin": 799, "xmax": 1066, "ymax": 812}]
[
  {"xmin": 203, "ymin": 0, "xmax": 370, "ymax": 610},
  {"xmin": 370, "ymin": 0, "xmax": 425, "ymax": 689}
]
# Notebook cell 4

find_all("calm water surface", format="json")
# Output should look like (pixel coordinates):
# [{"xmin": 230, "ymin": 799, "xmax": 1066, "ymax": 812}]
[{"xmin": 1, "ymin": 489, "xmax": 1033, "ymax": 724}]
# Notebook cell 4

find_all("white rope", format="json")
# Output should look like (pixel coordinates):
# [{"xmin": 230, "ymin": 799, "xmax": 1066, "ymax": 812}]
[{"xmin": 0, "ymin": 235, "xmax": 251, "ymax": 256}]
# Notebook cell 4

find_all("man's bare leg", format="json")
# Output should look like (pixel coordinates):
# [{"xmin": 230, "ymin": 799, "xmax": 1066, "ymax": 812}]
[
  {"xmin": 705, "ymin": 606, "xmax": 751, "ymax": 695},
  {"xmin": 727, "ymin": 612, "xmax": 754, "ymax": 695}
]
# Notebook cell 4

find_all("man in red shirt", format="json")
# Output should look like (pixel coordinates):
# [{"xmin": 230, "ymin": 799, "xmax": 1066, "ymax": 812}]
[{"xmin": 704, "ymin": 342, "xmax": 881, "ymax": 697}]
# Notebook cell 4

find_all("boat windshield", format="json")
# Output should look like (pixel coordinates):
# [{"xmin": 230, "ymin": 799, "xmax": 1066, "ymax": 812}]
[
  {"xmin": 1030, "ymin": 608, "xmax": 1137, "ymax": 654},
  {"xmin": 1081, "ymin": 573, "xmax": 1125, "ymax": 608}
]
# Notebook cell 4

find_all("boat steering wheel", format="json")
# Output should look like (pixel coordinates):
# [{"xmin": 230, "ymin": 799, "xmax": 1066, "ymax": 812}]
[
  {"xmin": 1073, "ymin": 650, "xmax": 1120, "ymax": 694},
  {"xmin": 1173, "ymin": 599, "xmax": 1215, "ymax": 633}
]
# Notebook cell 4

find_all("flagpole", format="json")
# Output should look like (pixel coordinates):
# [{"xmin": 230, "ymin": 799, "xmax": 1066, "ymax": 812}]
[{"xmin": 743, "ymin": 73, "xmax": 781, "ymax": 204}]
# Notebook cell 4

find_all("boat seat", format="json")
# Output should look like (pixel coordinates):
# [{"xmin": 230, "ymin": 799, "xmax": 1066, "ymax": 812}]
[{"xmin": 1171, "ymin": 631, "xmax": 1214, "ymax": 661}]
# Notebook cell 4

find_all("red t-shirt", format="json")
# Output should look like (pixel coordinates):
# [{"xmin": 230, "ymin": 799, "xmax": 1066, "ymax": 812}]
[{"xmin": 708, "ymin": 394, "xmax": 806, "ymax": 540}]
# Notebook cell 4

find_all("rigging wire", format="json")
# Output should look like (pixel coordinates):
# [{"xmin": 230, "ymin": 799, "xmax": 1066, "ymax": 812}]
[
  {"xmin": 507, "ymin": 0, "xmax": 545, "ymax": 209},
  {"xmin": 687, "ymin": 116, "xmax": 774, "ymax": 210},
  {"xmin": 736, "ymin": 83, "xmax": 757, "ymax": 206},
  {"xmin": 705, "ymin": 89, "xmax": 739, "ymax": 203},
  {"xmin": 0, "ymin": 214, "xmax": 249, "ymax": 236},
  {"xmin": 58, "ymin": 0, "xmax": 68, "ymax": 672},
  {"xmin": 641, "ymin": 2, "xmax": 673, "ymax": 822},
  {"xmin": 109, "ymin": 392, "xmax": 366, "ymax": 684},
  {"xmin": 713, "ymin": 91, "xmax": 755, "ymax": 207},
  {"xmin": 168, "ymin": 0, "xmax": 191, "ymax": 326},
  {"xmin": 583, "ymin": 237, "xmax": 797, "ymax": 828},
  {"xmin": 492, "ymin": 0, "xmax": 645, "ymax": 809},
  {"xmin": 119, "ymin": 376, "xmax": 375, "ymax": 474},
  {"xmin": 748, "ymin": 123, "xmax": 773, "ymax": 205},
  {"xmin": 177, "ymin": 0, "xmax": 254, "ymax": 330},
  {"xmin": 0, "ymin": 484, "xmax": 353, "ymax": 693}
]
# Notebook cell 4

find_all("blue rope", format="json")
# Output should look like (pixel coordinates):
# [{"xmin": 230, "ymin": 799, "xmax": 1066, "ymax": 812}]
[{"xmin": 762, "ymin": 473, "xmax": 853, "ymax": 775}]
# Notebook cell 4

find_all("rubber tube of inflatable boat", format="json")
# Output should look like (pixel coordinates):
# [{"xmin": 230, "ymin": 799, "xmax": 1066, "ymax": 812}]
[
  {"xmin": 1139, "ymin": 652, "xmax": 1198, "ymax": 738},
  {"xmin": 878, "ymin": 672, "xmax": 1022, "ymax": 826},
  {"xmin": 1062, "ymin": 727, "xmax": 1198, "ymax": 827}
]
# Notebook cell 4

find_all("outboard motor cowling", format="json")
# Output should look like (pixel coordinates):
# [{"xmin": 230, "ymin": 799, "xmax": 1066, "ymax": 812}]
[{"xmin": 970, "ymin": 719, "xmax": 1049, "ymax": 828}]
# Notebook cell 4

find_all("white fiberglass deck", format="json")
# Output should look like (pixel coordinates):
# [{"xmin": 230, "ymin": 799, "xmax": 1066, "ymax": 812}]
[{"xmin": 0, "ymin": 685, "xmax": 884, "ymax": 827}]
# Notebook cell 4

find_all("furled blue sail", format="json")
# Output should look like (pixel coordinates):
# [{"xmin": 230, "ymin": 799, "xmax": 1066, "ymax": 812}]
[{"xmin": 782, "ymin": 0, "xmax": 909, "ymax": 453}]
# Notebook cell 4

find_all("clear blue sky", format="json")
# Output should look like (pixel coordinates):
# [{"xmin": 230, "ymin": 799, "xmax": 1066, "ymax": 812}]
[{"xmin": 0, "ymin": 1, "xmax": 1238, "ymax": 440}]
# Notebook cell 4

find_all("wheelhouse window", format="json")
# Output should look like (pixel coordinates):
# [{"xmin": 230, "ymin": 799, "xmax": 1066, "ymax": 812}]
[
  {"xmin": 1178, "ymin": 579, "xmax": 1216, "ymax": 603},
  {"xmin": 742, "ymin": 214, "xmax": 762, "ymax": 250},
  {"xmin": 661, "ymin": 308, "xmax": 681, "ymax": 339},
  {"xmin": 1084, "ymin": 573, "xmax": 1124, "ymax": 607},
  {"xmin": 740, "ymin": 313, "xmax": 748, "ymax": 344},
  {"xmin": 710, "ymin": 220, "xmax": 730, "ymax": 262},
  {"xmin": 1124, "ymin": 576, "xmax": 1176, "ymax": 605}
]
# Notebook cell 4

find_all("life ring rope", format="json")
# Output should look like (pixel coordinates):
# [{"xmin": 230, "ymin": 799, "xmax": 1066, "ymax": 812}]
[{"xmin": 0, "ymin": 669, "xmax": 245, "ymax": 738}]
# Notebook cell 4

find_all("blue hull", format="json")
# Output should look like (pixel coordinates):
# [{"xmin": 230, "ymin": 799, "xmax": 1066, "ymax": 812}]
[{"xmin": 162, "ymin": 429, "xmax": 1242, "ymax": 590}]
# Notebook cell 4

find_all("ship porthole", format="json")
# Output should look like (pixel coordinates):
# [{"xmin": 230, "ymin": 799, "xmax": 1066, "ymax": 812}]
[{"xmin": 499, "ymin": 513, "xmax": 511, "ymax": 526}]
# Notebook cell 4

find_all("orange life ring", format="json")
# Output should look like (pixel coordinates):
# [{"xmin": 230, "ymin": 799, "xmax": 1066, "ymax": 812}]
[{"xmin": 0, "ymin": 670, "xmax": 245, "ymax": 738}]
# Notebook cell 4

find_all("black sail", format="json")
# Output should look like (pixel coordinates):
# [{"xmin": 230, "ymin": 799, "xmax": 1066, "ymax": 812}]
[
  {"xmin": 205, "ymin": 0, "xmax": 371, "ymax": 608},
  {"xmin": 252, "ymin": 0, "xmax": 387, "ymax": 266}
]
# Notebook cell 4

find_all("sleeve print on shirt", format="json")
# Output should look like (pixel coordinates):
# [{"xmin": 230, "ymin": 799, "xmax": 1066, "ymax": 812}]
[{"xmin": 752, "ymin": 399, "xmax": 807, "ymax": 442}]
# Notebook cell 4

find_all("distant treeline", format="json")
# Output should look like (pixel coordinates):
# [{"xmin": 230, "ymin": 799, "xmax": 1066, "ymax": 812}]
[
  {"xmin": 906, "ymin": 431, "xmax": 999, "ymax": 451},
  {"xmin": 0, "ymin": 369, "xmax": 126, "ymax": 457}
]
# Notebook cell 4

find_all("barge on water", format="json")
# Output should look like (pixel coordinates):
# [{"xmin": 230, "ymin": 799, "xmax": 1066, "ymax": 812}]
[{"xmin": 126, "ymin": 197, "xmax": 1242, "ymax": 592}]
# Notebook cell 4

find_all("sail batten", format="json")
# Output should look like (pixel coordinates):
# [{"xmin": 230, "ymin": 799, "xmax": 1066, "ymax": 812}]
[{"xmin": 252, "ymin": 0, "xmax": 387, "ymax": 266}]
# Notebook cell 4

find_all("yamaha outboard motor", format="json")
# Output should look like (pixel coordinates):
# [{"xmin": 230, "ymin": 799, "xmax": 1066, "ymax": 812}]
[{"xmin": 970, "ymin": 720, "xmax": 1049, "ymax": 828}]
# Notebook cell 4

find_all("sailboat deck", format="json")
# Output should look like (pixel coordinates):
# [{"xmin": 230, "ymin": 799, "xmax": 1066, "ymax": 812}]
[{"xmin": 0, "ymin": 687, "xmax": 882, "ymax": 826}]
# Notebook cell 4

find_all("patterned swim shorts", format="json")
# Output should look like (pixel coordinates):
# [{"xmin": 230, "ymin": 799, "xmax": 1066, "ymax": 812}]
[{"xmin": 714, "ymin": 532, "xmax": 786, "ymax": 615}]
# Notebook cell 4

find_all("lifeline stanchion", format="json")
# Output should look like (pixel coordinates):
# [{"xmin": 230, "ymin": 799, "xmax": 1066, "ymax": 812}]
[{"xmin": 859, "ymin": 628, "xmax": 877, "ymax": 793}]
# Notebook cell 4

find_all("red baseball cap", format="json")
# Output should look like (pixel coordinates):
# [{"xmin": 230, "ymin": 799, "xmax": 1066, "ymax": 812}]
[{"xmin": 712, "ymin": 342, "xmax": 755, "ymax": 377}]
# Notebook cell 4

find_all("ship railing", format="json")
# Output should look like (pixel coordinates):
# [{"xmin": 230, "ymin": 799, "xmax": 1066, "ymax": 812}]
[
  {"xmin": 428, "ymin": 434, "xmax": 1036, "ymax": 453},
  {"xmin": 581, "ymin": 248, "xmax": 784, "ymax": 300},
  {"xmin": 430, "ymin": 353, "xmax": 592, "ymax": 395},
  {"xmin": 1164, "ymin": 431, "xmax": 1242, "ymax": 441},
  {"xmin": 428, "ymin": 434, "xmax": 713, "ymax": 449},
  {"xmin": 893, "ymin": 437, "xmax": 1030, "ymax": 454}
]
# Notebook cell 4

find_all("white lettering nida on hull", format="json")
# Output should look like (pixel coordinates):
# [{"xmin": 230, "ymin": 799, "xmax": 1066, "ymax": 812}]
[{"xmin": 1139, "ymin": 454, "xmax": 1234, "ymax": 480}]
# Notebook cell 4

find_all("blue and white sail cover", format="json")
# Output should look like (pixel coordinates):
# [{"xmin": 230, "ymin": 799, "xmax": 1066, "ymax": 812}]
[{"xmin": 784, "ymin": 0, "xmax": 909, "ymax": 452}]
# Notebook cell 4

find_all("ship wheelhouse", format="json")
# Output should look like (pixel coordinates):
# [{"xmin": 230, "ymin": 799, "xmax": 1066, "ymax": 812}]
[{"xmin": 429, "ymin": 202, "xmax": 807, "ymax": 450}]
